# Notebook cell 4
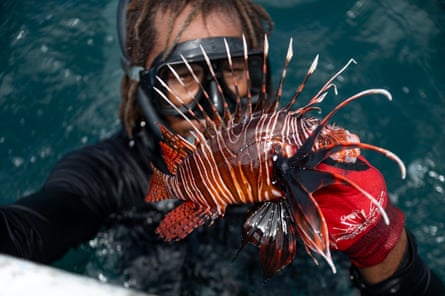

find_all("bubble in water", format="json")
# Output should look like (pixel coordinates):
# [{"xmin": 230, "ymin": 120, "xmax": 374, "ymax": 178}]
[
  {"xmin": 16, "ymin": 30, "xmax": 25, "ymax": 40},
  {"xmin": 12, "ymin": 157, "xmax": 24, "ymax": 167}
]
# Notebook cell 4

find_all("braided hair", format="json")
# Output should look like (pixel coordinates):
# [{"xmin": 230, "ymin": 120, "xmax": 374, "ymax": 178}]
[{"xmin": 120, "ymin": 0, "xmax": 274, "ymax": 136}]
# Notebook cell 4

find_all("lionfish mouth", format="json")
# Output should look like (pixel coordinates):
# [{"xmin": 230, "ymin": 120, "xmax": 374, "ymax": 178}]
[{"xmin": 145, "ymin": 35, "xmax": 406, "ymax": 281}]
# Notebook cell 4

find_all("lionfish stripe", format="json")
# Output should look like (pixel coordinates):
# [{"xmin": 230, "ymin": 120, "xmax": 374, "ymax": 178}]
[
  {"xmin": 199, "ymin": 44, "xmax": 229, "ymax": 127},
  {"xmin": 242, "ymin": 35, "xmax": 253, "ymax": 115},
  {"xmin": 175, "ymin": 161, "xmax": 208, "ymax": 205},
  {"xmin": 208, "ymin": 136, "xmax": 243, "ymax": 203},
  {"xmin": 222, "ymin": 125, "xmax": 260, "ymax": 203},
  {"xmin": 253, "ymin": 34, "xmax": 270, "ymax": 114},
  {"xmin": 153, "ymin": 86, "xmax": 208, "ymax": 142},
  {"xmin": 319, "ymin": 89, "xmax": 392, "ymax": 129},
  {"xmin": 179, "ymin": 158, "xmax": 216, "ymax": 207},
  {"xmin": 305, "ymin": 141, "xmax": 406, "ymax": 179},
  {"xmin": 293, "ymin": 87, "xmax": 391, "ymax": 163},
  {"xmin": 311, "ymin": 58, "xmax": 357, "ymax": 106},
  {"xmin": 273, "ymin": 38, "xmax": 294, "ymax": 110},
  {"xmin": 184, "ymin": 145, "xmax": 233, "ymax": 213},
  {"xmin": 214, "ymin": 132, "xmax": 245, "ymax": 204},
  {"xmin": 223, "ymin": 38, "xmax": 239, "ymax": 122},
  {"xmin": 284, "ymin": 54, "xmax": 319, "ymax": 111}
]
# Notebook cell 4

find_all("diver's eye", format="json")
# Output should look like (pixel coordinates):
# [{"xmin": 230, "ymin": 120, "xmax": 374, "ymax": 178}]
[
  {"xmin": 166, "ymin": 64, "xmax": 204, "ymax": 87},
  {"xmin": 156, "ymin": 62, "xmax": 206, "ymax": 107},
  {"xmin": 220, "ymin": 58, "xmax": 248, "ymax": 97},
  {"xmin": 221, "ymin": 58, "xmax": 247, "ymax": 81},
  {"xmin": 160, "ymin": 64, "xmax": 205, "ymax": 102}
]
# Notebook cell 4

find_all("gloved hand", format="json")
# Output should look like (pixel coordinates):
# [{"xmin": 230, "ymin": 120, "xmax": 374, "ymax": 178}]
[{"xmin": 313, "ymin": 156, "xmax": 405, "ymax": 268}]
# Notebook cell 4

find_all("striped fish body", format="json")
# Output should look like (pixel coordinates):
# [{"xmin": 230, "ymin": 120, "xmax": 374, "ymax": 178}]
[
  {"xmin": 145, "ymin": 37, "xmax": 406, "ymax": 280},
  {"xmin": 151, "ymin": 112, "xmax": 304, "ymax": 208},
  {"xmin": 164, "ymin": 113, "xmax": 291, "ymax": 209},
  {"xmin": 148, "ymin": 110, "xmax": 357, "ymax": 231}
]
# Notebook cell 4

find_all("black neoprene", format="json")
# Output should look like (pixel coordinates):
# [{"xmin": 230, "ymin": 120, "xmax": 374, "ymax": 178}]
[{"xmin": 0, "ymin": 129, "xmax": 152, "ymax": 263}]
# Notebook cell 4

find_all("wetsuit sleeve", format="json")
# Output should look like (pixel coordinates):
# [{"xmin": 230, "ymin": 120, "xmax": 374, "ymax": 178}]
[
  {"xmin": 0, "ymin": 130, "xmax": 153, "ymax": 263},
  {"xmin": 350, "ymin": 229, "xmax": 445, "ymax": 295}
]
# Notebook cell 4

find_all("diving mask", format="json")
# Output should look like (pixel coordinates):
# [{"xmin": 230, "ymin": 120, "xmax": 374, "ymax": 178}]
[{"xmin": 139, "ymin": 37, "xmax": 268, "ymax": 118}]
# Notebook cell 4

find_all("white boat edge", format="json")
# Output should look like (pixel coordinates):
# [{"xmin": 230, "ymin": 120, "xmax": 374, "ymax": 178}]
[{"xmin": 0, "ymin": 254, "xmax": 156, "ymax": 296}]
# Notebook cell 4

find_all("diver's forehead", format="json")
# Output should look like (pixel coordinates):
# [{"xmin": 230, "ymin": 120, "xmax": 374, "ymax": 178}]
[{"xmin": 147, "ymin": 5, "xmax": 242, "ymax": 68}]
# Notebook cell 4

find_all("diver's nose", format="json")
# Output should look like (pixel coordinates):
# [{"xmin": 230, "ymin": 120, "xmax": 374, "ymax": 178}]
[{"xmin": 208, "ymin": 80, "xmax": 224, "ymax": 116}]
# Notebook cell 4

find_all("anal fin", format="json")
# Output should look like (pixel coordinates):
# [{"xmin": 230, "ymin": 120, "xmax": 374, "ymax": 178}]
[
  {"xmin": 156, "ymin": 201, "xmax": 213, "ymax": 241},
  {"xmin": 155, "ymin": 124, "xmax": 195, "ymax": 174},
  {"xmin": 159, "ymin": 141, "xmax": 187, "ymax": 174},
  {"xmin": 146, "ymin": 165, "xmax": 170, "ymax": 202}
]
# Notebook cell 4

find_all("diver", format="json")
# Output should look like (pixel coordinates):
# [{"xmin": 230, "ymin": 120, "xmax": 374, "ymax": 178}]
[{"xmin": 1, "ymin": 0, "xmax": 444, "ymax": 295}]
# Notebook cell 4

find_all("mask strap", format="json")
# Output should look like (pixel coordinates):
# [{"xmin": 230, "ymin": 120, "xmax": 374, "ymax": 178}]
[
  {"xmin": 117, "ymin": 0, "xmax": 144, "ymax": 81},
  {"xmin": 117, "ymin": 0, "xmax": 170, "ymax": 174}
]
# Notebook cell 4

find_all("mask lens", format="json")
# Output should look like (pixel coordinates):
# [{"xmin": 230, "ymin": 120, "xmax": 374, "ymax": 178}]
[
  {"xmin": 144, "ymin": 37, "xmax": 267, "ymax": 117},
  {"xmin": 155, "ymin": 54, "xmax": 264, "ymax": 116},
  {"xmin": 220, "ymin": 57, "xmax": 249, "ymax": 98},
  {"xmin": 219, "ymin": 54, "xmax": 263, "ymax": 105},
  {"xmin": 159, "ymin": 63, "xmax": 205, "ymax": 107}
]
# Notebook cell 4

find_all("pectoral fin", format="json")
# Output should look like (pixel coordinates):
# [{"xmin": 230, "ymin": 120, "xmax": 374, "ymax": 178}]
[
  {"xmin": 283, "ymin": 168, "xmax": 336, "ymax": 273},
  {"xmin": 240, "ymin": 200, "xmax": 298, "ymax": 280}
]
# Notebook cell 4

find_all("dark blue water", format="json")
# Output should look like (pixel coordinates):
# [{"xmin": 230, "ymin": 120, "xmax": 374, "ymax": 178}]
[{"xmin": 1, "ymin": 0, "xmax": 444, "ymax": 295}]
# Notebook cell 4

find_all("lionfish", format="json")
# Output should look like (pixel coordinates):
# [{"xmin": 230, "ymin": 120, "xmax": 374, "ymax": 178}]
[{"xmin": 145, "ymin": 36, "xmax": 406, "ymax": 279}]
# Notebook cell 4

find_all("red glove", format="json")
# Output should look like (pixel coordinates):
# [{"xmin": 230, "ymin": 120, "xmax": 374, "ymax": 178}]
[{"xmin": 314, "ymin": 156, "xmax": 405, "ymax": 268}]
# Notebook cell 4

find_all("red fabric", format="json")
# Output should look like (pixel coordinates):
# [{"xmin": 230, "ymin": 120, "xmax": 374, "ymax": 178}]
[{"xmin": 314, "ymin": 156, "xmax": 405, "ymax": 268}]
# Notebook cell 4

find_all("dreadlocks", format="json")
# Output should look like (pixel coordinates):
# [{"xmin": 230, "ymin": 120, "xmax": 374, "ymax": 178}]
[{"xmin": 119, "ymin": 0, "xmax": 274, "ymax": 136}]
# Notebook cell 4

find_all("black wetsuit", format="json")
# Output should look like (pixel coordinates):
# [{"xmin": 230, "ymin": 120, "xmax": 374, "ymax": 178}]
[{"xmin": 0, "ymin": 128, "xmax": 443, "ymax": 295}]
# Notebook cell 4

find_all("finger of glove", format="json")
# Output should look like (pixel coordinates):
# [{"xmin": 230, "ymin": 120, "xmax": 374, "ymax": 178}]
[{"xmin": 316, "ymin": 156, "xmax": 387, "ymax": 195}]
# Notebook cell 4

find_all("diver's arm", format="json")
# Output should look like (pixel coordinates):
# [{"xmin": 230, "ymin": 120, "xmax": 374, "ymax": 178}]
[
  {"xmin": 357, "ymin": 228, "xmax": 408, "ymax": 284},
  {"xmin": 0, "ymin": 129, "xmax": 152, "ymax": 263},
  {"xmin": 351, "ymin": 229, "xmax": 445, "ymax": 296},
  {"xmin": 0, "ymin": 188, "xmax": 103, "ymax": 263}
]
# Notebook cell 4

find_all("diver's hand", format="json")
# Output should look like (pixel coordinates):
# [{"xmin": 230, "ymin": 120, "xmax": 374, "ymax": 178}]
[{"xmin": 313, "ymin": 156, "xmax": 405, "ymax": 268}]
